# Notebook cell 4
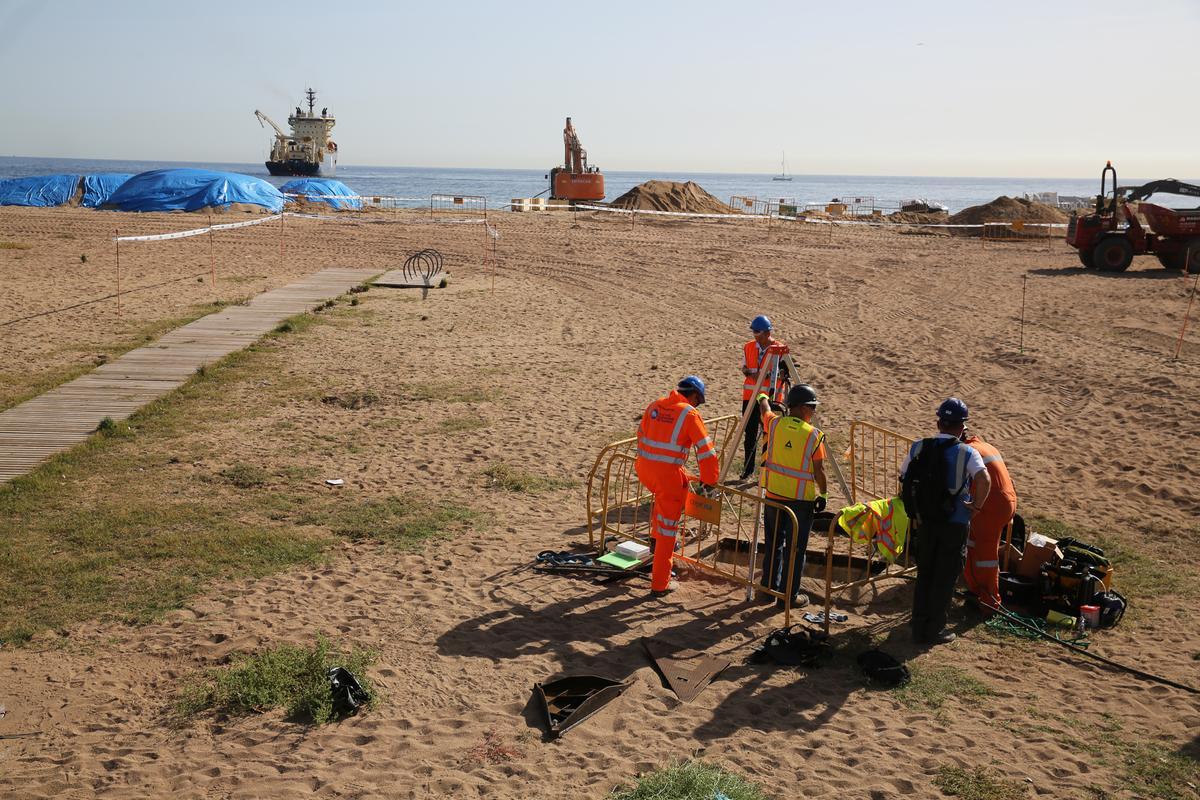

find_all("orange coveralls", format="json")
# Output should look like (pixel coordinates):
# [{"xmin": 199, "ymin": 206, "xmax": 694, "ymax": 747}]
[
  {"xmin": 635, "ymin": 390, "xmax": 720, "ymax": 592},
  {"xmin": 961, "ymin": 434, "xmax": 1018, "ymax": 612}
]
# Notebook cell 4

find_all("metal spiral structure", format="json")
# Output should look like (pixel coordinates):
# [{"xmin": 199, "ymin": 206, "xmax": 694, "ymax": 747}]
[{"xmin": 402, "ymin": 249, "xmax": 444, "ymax": 283}]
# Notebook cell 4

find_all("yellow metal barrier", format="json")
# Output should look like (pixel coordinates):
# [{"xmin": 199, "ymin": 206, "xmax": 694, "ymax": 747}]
[
  {"xmin": 584, "ymin": 418, "xmax": 919, "ymax": 633},
  {"xmin": 818, "ymin": 422, "xmax": 916, "ymax": 630}
]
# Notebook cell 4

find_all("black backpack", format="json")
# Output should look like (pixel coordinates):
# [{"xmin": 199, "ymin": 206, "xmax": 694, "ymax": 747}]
[{"xmin": 900, "ymin": 438, "xmax": 963, "ymax": 527}]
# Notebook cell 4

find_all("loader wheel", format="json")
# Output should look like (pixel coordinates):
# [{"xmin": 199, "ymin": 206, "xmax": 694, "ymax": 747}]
[
  {"xmin": 1092, "ymin": 236, "xmax": 1134, "ymax": 272},
  {"xmin": 1077, "ymin": 250, "xmax": 1094, "ymax": 269},
  {"xmin": 1184, "ymin": 240, "xmax": 1200, "ymax": 274}
]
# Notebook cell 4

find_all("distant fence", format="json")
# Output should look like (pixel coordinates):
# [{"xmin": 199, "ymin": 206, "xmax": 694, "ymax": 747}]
[{"xmin": 430, "ymin": 194, "xmax": 487, "ymax": 220}]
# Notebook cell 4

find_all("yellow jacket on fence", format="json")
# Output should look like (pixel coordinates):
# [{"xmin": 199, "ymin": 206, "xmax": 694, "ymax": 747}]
[{"xmin": 837, "ymin": 496, "xmax": 910, "ymax": 563}]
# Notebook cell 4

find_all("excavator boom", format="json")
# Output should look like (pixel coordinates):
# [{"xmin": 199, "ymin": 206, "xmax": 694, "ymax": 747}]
[
  {"xmin": 1120, "ymin": 179, "xmax": 1200, "ymax": 203},
  {"xmin": 549, "ymin": 116, "xmax": 604, "ymax": 202}
]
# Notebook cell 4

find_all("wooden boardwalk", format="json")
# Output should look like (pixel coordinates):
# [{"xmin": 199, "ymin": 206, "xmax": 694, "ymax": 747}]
[{"xmin": 0, "ymin": 268, "xmax": 375, "ymax": 484}]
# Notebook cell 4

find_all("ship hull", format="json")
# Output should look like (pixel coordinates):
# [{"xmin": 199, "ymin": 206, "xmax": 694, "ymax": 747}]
[{"xmin": 265, "ymin": 160, "xmax": 322, "ymax": 177}]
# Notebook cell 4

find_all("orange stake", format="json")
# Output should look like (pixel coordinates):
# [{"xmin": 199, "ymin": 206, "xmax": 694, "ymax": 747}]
[
  {"xmin": 208, "ymin": 210, "xmax": 216, "ymax": 291},
  {"xmin": 1174, "ymin": 253, "xmax": 1199, "ymax": 360},
  {"xmin": 114, "ymin": 228, "xmax": 121, "ymax": 315}
]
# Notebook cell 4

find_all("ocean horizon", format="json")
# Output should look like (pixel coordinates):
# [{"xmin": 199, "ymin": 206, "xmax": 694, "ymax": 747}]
[{"xmin": 1, "ymin": 155, "xmax": 1188, "ymax": 214}]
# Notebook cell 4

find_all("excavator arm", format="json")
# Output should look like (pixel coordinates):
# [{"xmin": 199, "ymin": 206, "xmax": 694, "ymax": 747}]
[
  {"xmin": 1120, "ymin": 179, "xmax": 1200, "ymax": 203},
  {"xmin": 254, "ymin": 109, "xmax": 288, "ymax": 141}
]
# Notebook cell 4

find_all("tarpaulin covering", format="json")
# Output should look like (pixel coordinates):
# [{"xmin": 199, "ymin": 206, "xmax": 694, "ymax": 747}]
[
  {"xmin": 0, "ymin": 174, "xmax": 81, "ymax": 207},
  {"xmin": 105, "ymin": 169, "xmax": 285, "ymax": 212},
  {"xmin": 81, "ymin": 173, "xmax": 133, "ymax": 208},
  {"xmin": 281, "ymin": 178, "xmax": 362, "ymax": 210}
]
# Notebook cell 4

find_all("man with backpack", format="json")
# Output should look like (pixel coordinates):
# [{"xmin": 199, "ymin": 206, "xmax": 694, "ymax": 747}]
[{"xmin": 899, "ymin": 398, "xmax": 991, "ymax": 645}]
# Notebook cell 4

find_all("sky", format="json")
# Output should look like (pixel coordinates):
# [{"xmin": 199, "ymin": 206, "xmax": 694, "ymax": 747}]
[{"xmin": 2, "ymin": 0, "xmax": 1197, "ymax": 178}]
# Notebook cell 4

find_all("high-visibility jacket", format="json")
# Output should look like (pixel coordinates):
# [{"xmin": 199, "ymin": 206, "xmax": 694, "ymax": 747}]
[
  {"xmin": 839, "ymin": 496, "xmax": 910, "ymax": 562},
  {"xmin": 760, "ymin": 410, "xmax": 825, "ymax": 501},
  {"xmin": 635, "ymin": 390, "xmax": 719, "ymax": 485},
  {"xmin": 961, "ymin": 435, "xmax": 1017, "ymax": 510},
  {"xmin": 742, "ymin": 339, "xmax": 788, "ymax": 402}
]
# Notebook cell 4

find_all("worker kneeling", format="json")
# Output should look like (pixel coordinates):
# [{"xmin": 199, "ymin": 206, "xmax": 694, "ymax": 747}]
[
  {"xmin": 635, "ymin": 376, "xmax": 719, "ymax": 597},
  {"xmin": 755, "ymin": 383, "xmax": 828, "ymax": 608}
]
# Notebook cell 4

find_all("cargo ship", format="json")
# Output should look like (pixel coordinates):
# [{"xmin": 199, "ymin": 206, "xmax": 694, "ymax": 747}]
[{"xmin": 254, "ymin": 89, "xmax": 337, "ymax": 177}]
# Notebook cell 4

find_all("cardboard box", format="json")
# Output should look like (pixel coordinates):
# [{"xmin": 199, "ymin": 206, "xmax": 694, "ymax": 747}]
[{"xmin": 1016, "ymin": 533, "xmax": 1061, "ymax": 578}]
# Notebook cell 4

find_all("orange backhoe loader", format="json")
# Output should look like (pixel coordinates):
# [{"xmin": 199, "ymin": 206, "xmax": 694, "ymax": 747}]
[{"xmin": 548, "ymin": 117, "xmax": 605, "ymax": 202}]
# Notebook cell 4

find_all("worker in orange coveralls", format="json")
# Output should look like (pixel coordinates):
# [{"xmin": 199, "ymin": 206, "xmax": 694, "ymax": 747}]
[
  {"xmin": 960, "ymin": 431, "xmax": 1018, "ymax": 614},
  {"xmin": 635, "ymin": 376, "xmax": 720, "ymax": 597}
]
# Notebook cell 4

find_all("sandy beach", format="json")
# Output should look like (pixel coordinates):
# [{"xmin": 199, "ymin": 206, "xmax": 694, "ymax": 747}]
[{"xmin": 0, "ymin": 204, "xmax": 1198, "ymax": 799}]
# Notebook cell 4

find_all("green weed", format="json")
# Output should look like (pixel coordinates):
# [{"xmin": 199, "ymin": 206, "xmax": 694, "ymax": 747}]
[
  {"xmin": 297, "ymin": 495, "xmax": 478, "ymax": 550},
  {"xmin": 176, "ymin": 636, "xmax": 375, "ymax": 724},
  {"xmin": 220, "ymin": 462, "xmax": 269, "ymax": 489},
  {"xmin": 609, "ymin": 760, "xmax": 769, "ymax": 800},
  {"xmin": 483, "ymin": 463, "xmax": 577, "ymax": 493},
  {"xmin": 933, "ymin": 766, "xmax": 1026, "ymax": 800},
  {"xmin": 437, "ymin": 414, "xmax": 488, "ymax": 433},
  {"xmin": 892, "ymin": 664, "xmax": 994, "ymax": 710}
]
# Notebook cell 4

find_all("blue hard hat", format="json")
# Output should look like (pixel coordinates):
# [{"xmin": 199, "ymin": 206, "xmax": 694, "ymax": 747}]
[
  {"xmin": 937, "ymin": 397, "xmax": 969, "ymax": 423},
  {"xmin": 750, "ymin": 315, "xmax": 773, "ymax": 333},
  {"xmin": 677, "ymin": 375, "xmax": 707, "ymax": 402}
]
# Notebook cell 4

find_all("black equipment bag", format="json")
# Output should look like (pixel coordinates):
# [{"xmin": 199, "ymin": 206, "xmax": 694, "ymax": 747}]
[
  {"xmin": 749, "ymin": 625, "xmax": 828, "ymax": 667},
  {"xmin": 1040, "ymin": 560, "xmax": 1102, "ymax": 615},
  {"xmin": 1091, "ymin": 589, "xmax": 1127, "ymax": 629},
  {"xmin": 857, "ymin": 649, "xmax": 910, "ymax": 687},
  {"xmin": 900, "ymin": 438, "xmax": 962, "ymax": 527}
]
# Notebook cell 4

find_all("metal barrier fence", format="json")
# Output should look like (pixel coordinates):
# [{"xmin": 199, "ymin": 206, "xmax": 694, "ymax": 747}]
[
  {"xmin": 430, "ymin": 194, "xmax": 488, "ymax": 220},
  {"xmin": 586, "ymin": 416, "xmax": 921, "ymax": 631},
  {"xmin": 819, "ymin": 422, "xmax": 917, "ymax": 618}
]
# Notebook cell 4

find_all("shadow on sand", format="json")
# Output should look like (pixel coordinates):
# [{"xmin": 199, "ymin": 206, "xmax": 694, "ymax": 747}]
[{"xmin": 436, "ymin": 561, "xmax": 960, "ymax": 741}]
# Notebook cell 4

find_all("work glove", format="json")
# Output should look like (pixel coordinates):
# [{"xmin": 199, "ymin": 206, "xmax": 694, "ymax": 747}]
[
  {"xmin": 815, "ymin": 494, "xmax": 827, "ymax": 513},
  {"xmin": 756, "ymin": 392, "xmax": 770, "ymax": 404}
]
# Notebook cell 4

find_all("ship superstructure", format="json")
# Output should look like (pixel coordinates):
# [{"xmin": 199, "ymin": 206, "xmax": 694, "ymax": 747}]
[{"xmin": 254, "ymin": 89, "xmax": 337, "ymax": 177}]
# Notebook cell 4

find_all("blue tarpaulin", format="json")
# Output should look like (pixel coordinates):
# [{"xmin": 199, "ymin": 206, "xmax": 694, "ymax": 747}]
[
  {"xmin": 81, "ymin": 174, "xmax": 133, "ymax": 208},
  {"xmin": 0, "ymin": 174, "xmax": 81, "ymax": 207},
  {"xmin": 281, "ymin": 178, "xmax": 362, "ymax": 210},
  {"xmin": 104, "ymin": 169, "xmax": 285, "ymax": 212}
]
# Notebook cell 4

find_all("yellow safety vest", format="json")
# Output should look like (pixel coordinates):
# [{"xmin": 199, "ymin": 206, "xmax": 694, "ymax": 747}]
[
  {"xmin": 838, "ymin": 496, "xmax": 910, "ymax": 562},
  {"xmin": 761, "ymin": 415, "xmax": 823, "ymax": 501}
]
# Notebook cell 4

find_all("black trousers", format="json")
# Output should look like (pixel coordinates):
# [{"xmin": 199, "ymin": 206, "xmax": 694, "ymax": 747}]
[
  {"xmin": 741, "ymin": 398, "xmax": 762, "ymax": 473},
  {"xmin": 911, "ymin": 520, "xmax": 969, "ymax": 639},
  {"xmin": 761, "ymin": 498, "xmax": 816, "ymax": 600}
]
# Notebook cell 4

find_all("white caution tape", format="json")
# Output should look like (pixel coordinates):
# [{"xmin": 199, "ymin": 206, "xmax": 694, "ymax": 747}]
[{"xmin": 114, "ymin": 214, "xmax": 283, "ymax": 242}]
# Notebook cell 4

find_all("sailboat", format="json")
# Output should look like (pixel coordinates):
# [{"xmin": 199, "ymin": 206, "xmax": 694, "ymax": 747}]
[{"xmin": 772, "ymin": 151, "xmax": 792, "ymax": 182}]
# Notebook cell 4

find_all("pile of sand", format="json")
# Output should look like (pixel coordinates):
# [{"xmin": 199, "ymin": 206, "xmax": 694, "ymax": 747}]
[
  {"xmin": 609, "ymin": 180, "xmax": 737, "ymax": 214},
  {"xmin": 887, "ymin": 210, "xmax": 949, "ymax": 224},
  {"xmin": 948, "ymin": 196, "xmax": 1069, "ymax": 225}
]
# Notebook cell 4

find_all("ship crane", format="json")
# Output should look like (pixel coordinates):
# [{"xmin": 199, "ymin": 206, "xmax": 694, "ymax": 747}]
[{"xmin": 254, "ymin": 110, "xmax": 289, "ymax": 143}]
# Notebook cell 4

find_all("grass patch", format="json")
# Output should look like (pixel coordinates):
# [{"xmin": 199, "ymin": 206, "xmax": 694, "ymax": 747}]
[
  {"xmin": 297, "ymin": 495, "xmax": 478, "ymax": 550},
  {"xmin": 933, "ymin": 766, "xmax": 1026, "ymax": 800},
  {"xmin": 220, "ymin": 462, "xmax": 269, "ymax": 489},
  {"xmin": 0, "ymin": 306, "xmax": 362, "ymax": 643},
  {"xmin": 177, "ymin": 636, "xmax": 376, "ymax": 724},
  {"xmin": 892, "ymin": 664, "xmax": 994, "ymax": 710},
  {"xmin": 483, "ymin": 463, "xmax": 577, "ymax": 493},
  {"xmin": 0, "ymin": 241, "xmax": 32, "ymax": 250},
  {"xmin": 1117, "ymin": 742, "xmax": 1200, "ymax": 800},
  {"xmin": 609, "ymin": 760, "xmax": 769, "ymax": 800},
  {"xmin": 321, "ymin": 390, "xmax": 380, "ymax": 410},
  {"xmin": 437, "ymin": 414, "xmax": 488, "ymax": 433}
]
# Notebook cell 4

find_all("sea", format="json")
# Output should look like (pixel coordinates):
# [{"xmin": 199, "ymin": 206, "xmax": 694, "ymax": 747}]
[{"xmin": 0, "ymin": 156, "xmax": 1178, "ymax": 214}]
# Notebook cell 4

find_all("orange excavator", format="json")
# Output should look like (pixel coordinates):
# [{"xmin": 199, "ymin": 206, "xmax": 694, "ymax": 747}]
[{"xmin": 548, "ymin": 117, "xmax": 605, "ymax": 202}]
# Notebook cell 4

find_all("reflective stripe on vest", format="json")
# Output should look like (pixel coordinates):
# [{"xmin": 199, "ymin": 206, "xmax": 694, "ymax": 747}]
[
  {"xmin": 761, "ymin": 415, "xmax": 821, "ymax": 500},
  {"xmin": 637, "ymin": 398, "xmax": 701, "ymax": 468},
  {"xmin": 981, "ymin": 454, "xmax": 1003, "ymax": 465},
  {"xmin": 742, "ymin": 342, "xmax": 788, "ymax": 400}
]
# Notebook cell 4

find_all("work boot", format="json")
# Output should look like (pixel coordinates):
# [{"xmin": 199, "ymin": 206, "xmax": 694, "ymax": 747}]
[
  {"xmin": 925, "ymin": 629, "xmax": 957, "ymax": 645},
  {"xmin": 650, "ymin": 580, "xmax": 679, "ymax": 598},
  {"xmin": 739, "ymin": 464, "xmax": 754, "ymax": 481},
  {"xmin": 775, "ymin": 593, "xmax": 808, "ymax": 610}
]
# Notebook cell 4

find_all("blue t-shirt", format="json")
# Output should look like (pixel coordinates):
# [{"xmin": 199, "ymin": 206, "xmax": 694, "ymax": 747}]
[{"xmin": 901, "ymin": 435, "xmax": 985, "ymax": 525}]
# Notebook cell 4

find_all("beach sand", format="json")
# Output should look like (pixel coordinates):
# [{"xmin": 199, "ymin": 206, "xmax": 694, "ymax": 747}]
[{"xmin": 0, "ymin": 205, "xmax": 1197, "ymax": 798}]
